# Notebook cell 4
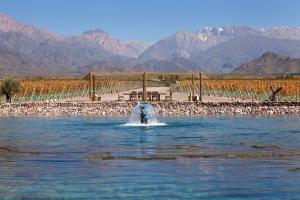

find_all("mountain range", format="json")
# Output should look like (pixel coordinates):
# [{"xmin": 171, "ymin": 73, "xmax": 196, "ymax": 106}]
[
  {"xmin": 0, "ymin": 12, "xmax": 300, "ymax": 76},
  {"xmin": 233, "ymin": 52, "xmax": 300, "ymax": 75}
]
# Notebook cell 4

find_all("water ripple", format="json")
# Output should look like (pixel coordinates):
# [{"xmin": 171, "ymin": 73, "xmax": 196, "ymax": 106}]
[{"xmin": 0, "ymin": 116, "xmax": 300, "ymax": 199}]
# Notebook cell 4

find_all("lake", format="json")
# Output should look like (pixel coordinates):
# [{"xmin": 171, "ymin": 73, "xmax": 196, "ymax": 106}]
[{"xmin": 0, "ymin": 116, "xmax": 300, "ymax": 199}]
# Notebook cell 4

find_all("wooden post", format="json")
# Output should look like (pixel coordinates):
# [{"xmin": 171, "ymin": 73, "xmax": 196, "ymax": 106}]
[
  {"xmin": 199, "ymin": 72, "xmax": 202, "ymax": 102},
  {"xmin": 192, "ymin": 74, "xmax": 195, "ymax": 97},
  {"xmin": 59, "ymin": 86, "xmax": 66, "ymax": 100},
  {"xmin": 89, "ymin": 72, "xmax": 92, "ymax": 99},
  {"xmin": 92, "ymin": 75, "xmax": 96, "ymax": 96},
  {"xmin": 39, "ymin": 85, "xmax": 44, "ymax": 101},
  {"xmin": 47, "ymin": 85, "xmax": 51, "ymax": 100},
  {"xmin": 143, "ymin": 72, "xmax": 147, "ymax": 101},
  {"xmin": 22, "ymin": 86, "xmax": 28, "ymax": 102},
  {"xmin": 66, "ymin": 85, "xmax": 71, "ymax": 98},
  {"xmin": 297, "ymin": 86, "xmax": 299, "ymax": 102},
  {"xmin": 82, "ymin": 85, "xmax": 86, "ymax": 97},
  {"xmin": 53, "ymin": 86, "xmax": 58, "ymax": 100},
  {"xmin": 30, "ymin": 86, "xmax": 36, "ymax": 102}
]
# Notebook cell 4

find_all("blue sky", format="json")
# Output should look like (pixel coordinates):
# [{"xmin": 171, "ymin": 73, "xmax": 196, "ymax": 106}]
[{"xmin": 0, "ymin": 0, "xmax": 299, "ymax": 43}]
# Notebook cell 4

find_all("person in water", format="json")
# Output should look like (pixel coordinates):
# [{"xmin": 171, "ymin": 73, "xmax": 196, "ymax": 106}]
[{"xmin": 140, "ymin": 104, "xmax": 149, "ymax": 124}]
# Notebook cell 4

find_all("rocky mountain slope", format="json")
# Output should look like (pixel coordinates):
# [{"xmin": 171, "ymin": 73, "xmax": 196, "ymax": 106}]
[
  {"xmin": 0, "ymin": 13, "xmax": 147, "ymax": 76},
  {"xmin": 190, "ymin": 35, "xmax": 300, "ymax": 73},
  {"xmin": 233, "ymin": 52, "xmax": 300, "ymax": 75},
  {"xmin": 139, "ymin": 26, "xmax": 265, "ymax": 62},
  {"xmin": 1, "ymin": 11, "xmax": 300, "ymax": 76},
  {"xmin": 139, "ymin": 26, "xmax": 300, "ymax": 73}
]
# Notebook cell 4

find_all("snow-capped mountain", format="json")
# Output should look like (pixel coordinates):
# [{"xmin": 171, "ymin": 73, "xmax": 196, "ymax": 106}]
[
  {"xmin": 265, "ymin": 26, "xmax": 300, "ymax": 40},
  {"xmin": 138, "ymin": 26, "xmax": 300, "ymax": 73},
  {"xmin": 139, "ymin": 26, "xmax": 266, "ymax": 62},
  {"xmin": 1, "ymin": 10, "xmax": 300, "ymax": 76},
  {"xmin": 139, "ymin": 25, "xmax": 300, "ymax": 63}
]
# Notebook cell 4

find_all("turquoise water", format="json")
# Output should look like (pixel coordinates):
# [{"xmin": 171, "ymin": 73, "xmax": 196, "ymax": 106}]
[{"xmin": 0, "ymin": 116, "xmax": 300, "ymax": 199}]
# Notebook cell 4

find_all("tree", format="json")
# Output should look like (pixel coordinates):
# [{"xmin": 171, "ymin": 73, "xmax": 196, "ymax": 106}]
[{"xmin": 1, "ymin": 75, "xmax": 22, "ymax": 103}]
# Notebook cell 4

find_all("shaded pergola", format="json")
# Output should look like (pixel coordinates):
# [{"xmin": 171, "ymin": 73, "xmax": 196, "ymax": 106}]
[{"xmin": 85, "ymin": 72, "xmax": 203, "ymax": 102}]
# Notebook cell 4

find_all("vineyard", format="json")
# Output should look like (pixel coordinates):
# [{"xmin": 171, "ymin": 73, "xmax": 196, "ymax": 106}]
[
  {"xmin": 175, "ymin": 79, "xmax": 300, "ymax": 101},
  {"xmin": 1, "ymin": 78, "xmax": 300, "ymax": 103},
  {"xmin": 0, "ymin": 78, "xmax": 165, "ymax": 103}
]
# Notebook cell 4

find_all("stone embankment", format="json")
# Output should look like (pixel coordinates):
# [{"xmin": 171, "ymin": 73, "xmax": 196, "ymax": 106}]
[{"xmin": 1, "ymin": 101, "xmax": 300, "ymax": 117}]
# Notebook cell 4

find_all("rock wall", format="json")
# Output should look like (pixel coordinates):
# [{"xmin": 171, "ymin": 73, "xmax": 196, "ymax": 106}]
[{"xmin": 1, "ymin": 102, "xmax": 300, "ymax": 116}]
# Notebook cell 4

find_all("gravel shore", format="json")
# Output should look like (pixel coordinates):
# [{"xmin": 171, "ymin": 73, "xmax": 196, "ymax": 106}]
[{"xmin": 1, "ymin": 101, "xmax": 300, "ymax": 117}]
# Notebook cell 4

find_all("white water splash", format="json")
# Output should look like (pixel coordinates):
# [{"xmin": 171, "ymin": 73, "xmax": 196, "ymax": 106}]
[{"xmin": 123, "ymin": 102, "xmax": 167, "ymax": 127}]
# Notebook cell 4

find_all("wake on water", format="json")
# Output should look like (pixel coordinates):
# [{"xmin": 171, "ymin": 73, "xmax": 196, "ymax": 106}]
[{"xmin": 122, "ymin": 122, "xmax": 168, "ymax": 127}]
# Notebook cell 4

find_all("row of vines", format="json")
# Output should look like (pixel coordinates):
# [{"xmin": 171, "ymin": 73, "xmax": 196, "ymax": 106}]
[
  {"xmin": 1, "ymin": 78, "xmax": 300, "ymax": 103},
  {"xmin": 0, "ymin": 79, "xmax": 166, "ymax": 103},
  {"xmin": 175, "ymin": 79, "xmax": 300, "ymax": 101}
]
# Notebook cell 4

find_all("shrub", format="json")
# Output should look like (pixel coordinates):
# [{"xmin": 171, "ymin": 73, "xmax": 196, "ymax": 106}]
[{"xmin": 1, "ymin": 75, "xmax": 22, "ymax": 103}]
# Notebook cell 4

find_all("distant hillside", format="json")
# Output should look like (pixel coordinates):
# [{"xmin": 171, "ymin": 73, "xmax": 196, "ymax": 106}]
[
  {"xmin": 233, "ymin": 52, "xmax": 300, "ymax": 75},
  {"xmin": 0, "ymin": 12, "xmax": 148, "ymax": 76},
  {"xmin": 190, "ymin": 35, "xmax": 300, "ymax": 73},
  {"xmin": 2, "ymin": 11, "xmax": 300, "ymax": 76}
]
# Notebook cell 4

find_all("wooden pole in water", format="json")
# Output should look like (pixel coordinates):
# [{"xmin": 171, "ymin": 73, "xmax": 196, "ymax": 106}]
[
  {"xmin": 143, "ymin": 72, "xmax": 147, "ymax": 101},
  {"xmin": 199, "ymin": 72, "xmax": 202, "ymax": 102}
]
